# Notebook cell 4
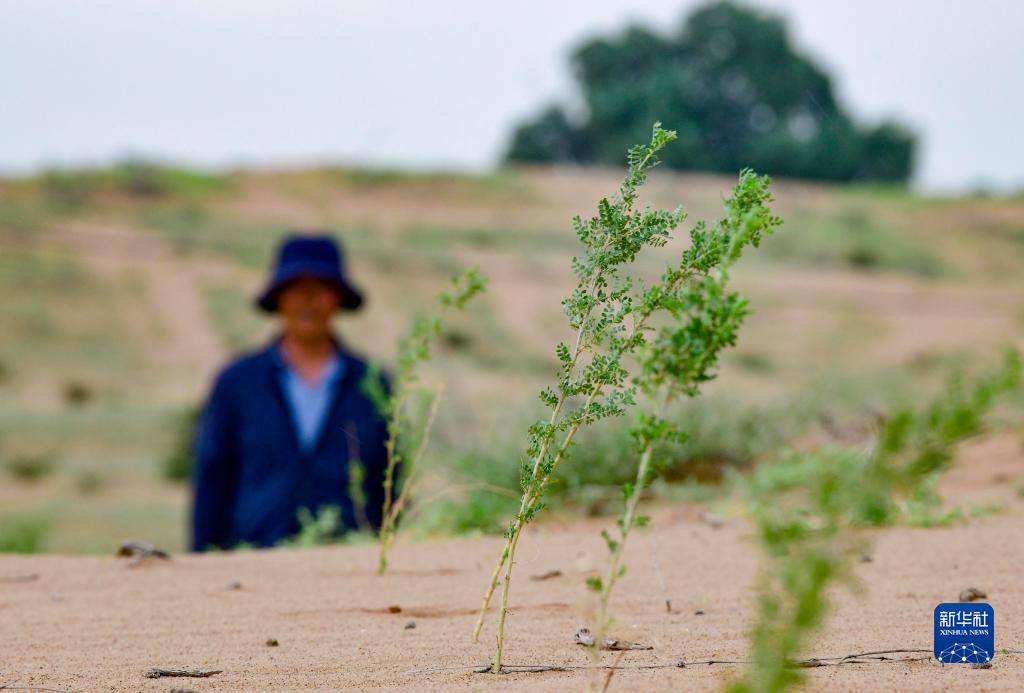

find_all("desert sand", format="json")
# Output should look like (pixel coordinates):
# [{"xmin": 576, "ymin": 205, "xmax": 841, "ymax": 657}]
[{"xmin": 3, "ymin": 434, "xmax": 1024, "ymax": 692}]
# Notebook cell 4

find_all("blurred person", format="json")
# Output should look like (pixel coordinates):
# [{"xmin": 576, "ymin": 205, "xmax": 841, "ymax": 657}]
[{"xmin": 191, "ymin": 234, "xmax": 388, "ymax": 551}]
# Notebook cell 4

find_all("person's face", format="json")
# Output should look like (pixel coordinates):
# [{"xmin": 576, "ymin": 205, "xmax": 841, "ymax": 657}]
[{"xmin": 276, "ymin": 277, "xmax": 342, "ymax": 340}]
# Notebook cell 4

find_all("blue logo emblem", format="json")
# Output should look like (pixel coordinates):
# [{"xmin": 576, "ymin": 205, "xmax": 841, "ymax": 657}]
[{"xmin": 934, "ymin": 603, "xmax": 994, "ymax": 663}]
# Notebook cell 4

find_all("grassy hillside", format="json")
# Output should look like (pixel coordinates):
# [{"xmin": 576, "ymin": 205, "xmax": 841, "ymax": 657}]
[{"xmin": 1, "ymin": 163, "xmax": 1023, "ymax": 552}]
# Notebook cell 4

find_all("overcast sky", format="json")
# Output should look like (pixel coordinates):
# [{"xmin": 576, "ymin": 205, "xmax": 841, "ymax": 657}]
[{"xmin": 2, "ymin": 0, "xmax": 1021, "ymax": 191}]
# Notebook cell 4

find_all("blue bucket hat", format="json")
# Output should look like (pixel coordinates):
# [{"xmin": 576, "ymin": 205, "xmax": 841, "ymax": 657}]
[{"xmin": 256, "ymin": 233, "xmax": 364, "ymax": 312}]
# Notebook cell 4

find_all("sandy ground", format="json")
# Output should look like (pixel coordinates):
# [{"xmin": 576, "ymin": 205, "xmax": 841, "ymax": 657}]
[{"xmin": 3, "ymin": 431, "xmax": 1024, "ymax": 693}]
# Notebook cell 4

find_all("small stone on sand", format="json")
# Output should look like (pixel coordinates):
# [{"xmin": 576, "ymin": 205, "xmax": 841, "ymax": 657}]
[{"xmin": 959, "ymin": 587, "xmax": 987, "ymax": 602}]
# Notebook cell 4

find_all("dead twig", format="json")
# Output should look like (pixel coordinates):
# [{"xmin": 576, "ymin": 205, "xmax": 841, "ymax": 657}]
[
  {"xmin": 143, "ymin": 668, "xmax": 221, "ymax": 679},
  {"xmin": 0, "ymin": 573, "xmax": 39, "ymax": 584},
  {"xmin": 117, "ymin": 541, "xmax": 170, "ymax": 567},
  {"xmin": 529, "ymin": 570, "xmax": 562, "ymax": 581},
  {"xmin": 0, "ymin": 684, "xmax": 74, "ymax": 693}
]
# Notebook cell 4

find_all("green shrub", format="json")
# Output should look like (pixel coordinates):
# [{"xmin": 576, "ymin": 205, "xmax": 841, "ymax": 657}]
[
  {"xmin": 415, "ymin": 488, "xmax": 519, "ymax": 536},
  {"xmin": 35, "ymin": 163, "xmax": 227, "ymax": 208},
  {"xmin": 40, "ymin": 170, "xmax": 101, "ymax": 210},
  {"xmin": 62, "ymin": 380, "xmax": 94, "ymax": 407},
  {"xmin": 423, "ymin": 443, "xmax": 522, "ymax": 535},
  {"xmin": 0, "ymin": 514, "xmax": 50, "ymax": 553},
  {"xmin": 278, "ymin": 506, "xmax": 343, "ymax": 548},
  {"xmin": 4, "ymin": 452, "xmax": 58, "ymax": 483},
  {"xmin": 75, "ymin": 468, "xmax": 105, "ymax": 494},
  {"xmin": 558, "ymin": 396, "xmax": 805, "ymax": 491},
  {"xmin": 762, "ymin": 207, "xmax": 951, "ymax": 278},
  {"xmin": 112, "ymin": 161, "xmax": 228, "ymax": 198},
  {"xmin": 163, "ymin": 407, "xmax": 199, "ymax": 482}
]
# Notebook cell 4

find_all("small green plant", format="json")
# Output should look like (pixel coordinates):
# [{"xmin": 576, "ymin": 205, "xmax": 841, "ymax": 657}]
[
  {"xmin": 588, "ymin": 175, "xmax": 772, "ymax": 651},
  {"xmin": 369, "ymin": 267, "xmax": 487, "ymax": 574},
  {"xmin": 731, "ymin": 350, "xmax": 1021, "ymax": 693},
  {"xmin": 472, "ymin": 123, "xmax": 779, "ymax": 672},
  {"xmin": 279, "ymin": 506, "xmax": 343, "ymax": 548}
]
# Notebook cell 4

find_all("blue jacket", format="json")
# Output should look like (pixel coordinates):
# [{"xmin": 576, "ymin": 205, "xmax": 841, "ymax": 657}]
[{"xmin": 191, "ymin": 340, "xmax": 389, "ymax": 551}]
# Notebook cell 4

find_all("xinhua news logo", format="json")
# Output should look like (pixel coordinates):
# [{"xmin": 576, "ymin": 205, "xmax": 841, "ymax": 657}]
[{"xmin": 934, "ymin": 603, "xmax": 994, "ymax": 664}]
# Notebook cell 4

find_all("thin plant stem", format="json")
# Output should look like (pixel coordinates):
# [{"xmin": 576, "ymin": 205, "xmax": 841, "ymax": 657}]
[
  {"xmin": 472, "ymin": 286, "xmax": 597, "ymax": 642},
  {"xmin": 470, "ymin": 150, "xmax": 657, "ymax": 643},
  {"xmin": 376, "ymin": 392, "xmax": 406, "ymax": 574},
  {"xmin": 374, "ymin": 266, "xmax": 486, "ymax": 575},
  {"xmin": 598, "ymin": 445, "xmax": 652, "ymax": 623},
  {"xmin": 594, "ymin": 396, "xmax": 670, "ymax": 643},
  {"xmin": 476, "ymin": 282, "xmax": 677, "ymax": 666},
  {"xmin": 491, "ymin": 392, "xmax": 594, "ymax": 672},
  {"xmin": 378, "ymin": 387, "xmax": 443, "ymax": 574}
]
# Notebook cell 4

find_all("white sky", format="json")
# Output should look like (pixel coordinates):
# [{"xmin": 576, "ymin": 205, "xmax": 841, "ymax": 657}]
[{"xmin": 2, "ymin": 0, "xmax": 1021, "ymax": 191}]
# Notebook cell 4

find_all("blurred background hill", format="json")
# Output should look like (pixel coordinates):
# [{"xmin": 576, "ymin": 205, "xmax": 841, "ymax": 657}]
[
  {"xmin": 1, "ymin": 0, "xmax": 1023, "ymax": 553},
  {"xmin": 2, "ymin": 162, "xmax": 1024, "ymax": 552}
]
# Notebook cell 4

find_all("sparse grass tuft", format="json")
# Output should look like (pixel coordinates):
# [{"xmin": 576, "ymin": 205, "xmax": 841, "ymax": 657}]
[
  {"xmin": 0, "ymin": 514, "xmax": 51, "ymax": 553},
  {"xmin": 415, "ymin": 485, "xmax": 520, "ymax": 536},
  {"xmin": 762, "ymin": 206, "xmax": 951, "ymax": 278},
  {"xmin": 162, "ymin": 406, "xmax": 199, "ymax": 482},
  {"xmin": 137, "ymin": 205, "xmax": 280, "ymax": 266},
  {"xmin": 4, "ymin": 452, "xmax": 59, "ymax": 483},
  {"xmin": 279, "ymin": 506, "xmax": 344, "ymax": 548},
  {"xmin": 370, "ymin": 267, "xmax": 487, "ymax": 574},
  {"xmin": 35, "ymin": 162, "xmax": 228, "ymax": 210},
  {"xmin": 62, "ymin": 380, "xmax": 94, "ymax": 407},
  {"xmin": 75, "ymin": 468, "xmax": 105, "ymax": 494}
]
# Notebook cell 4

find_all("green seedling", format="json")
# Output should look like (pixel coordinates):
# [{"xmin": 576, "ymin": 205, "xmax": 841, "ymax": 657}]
[
  {"xmin": 370, "ymin": 267, "xmax": 487, "ymax": 574},
  {"xmin": 732, "ymin": 350, "xmax": 1021, "ymax": 693}
]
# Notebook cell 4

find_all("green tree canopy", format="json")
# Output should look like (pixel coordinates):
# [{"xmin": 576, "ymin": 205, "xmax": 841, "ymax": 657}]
[{"xmin": 506, "ymin": 1, "xmax": 916, "ymax": 183}]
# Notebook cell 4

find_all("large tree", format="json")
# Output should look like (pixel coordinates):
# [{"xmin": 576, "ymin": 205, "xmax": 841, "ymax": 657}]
[{"xmin": 507, "ymin": 1, "xmax": 916, "ymax": 182}]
